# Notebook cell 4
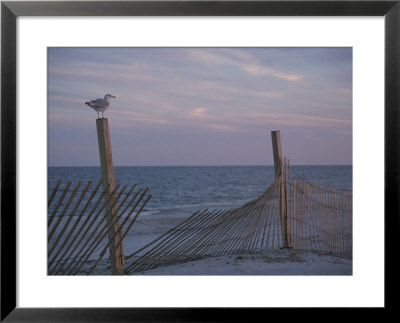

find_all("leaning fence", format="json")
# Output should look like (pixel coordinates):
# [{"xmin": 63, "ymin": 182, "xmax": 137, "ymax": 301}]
[{"xmin": 124, "ymin": 159, "xmax": 352, "ymax": 273}]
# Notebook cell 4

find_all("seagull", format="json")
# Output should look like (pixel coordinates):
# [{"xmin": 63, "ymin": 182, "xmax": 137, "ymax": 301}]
[{"xmin": 85, "ymin": 94, "xmax": 116, "ymax": 118}]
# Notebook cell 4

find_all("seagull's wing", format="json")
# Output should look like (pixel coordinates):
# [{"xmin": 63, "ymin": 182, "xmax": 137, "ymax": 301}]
[
  {"xmin": 92, "ymin": 98, "xmax": 109, "ymax": 108},
  {"xmin": 85, "ymin": 100, "xmax": 96, "ymax": 108},
  {"xmin": 85, "ymin": 98, "xmax": 108, "ymax": 108}
]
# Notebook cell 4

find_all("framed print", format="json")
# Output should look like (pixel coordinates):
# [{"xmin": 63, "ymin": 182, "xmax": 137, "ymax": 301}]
[{"xmin": 1, "ymin": 1, "xmax": 399, "ymax": 321}]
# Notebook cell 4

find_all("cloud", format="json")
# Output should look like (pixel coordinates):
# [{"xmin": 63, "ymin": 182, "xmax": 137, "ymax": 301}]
[
  {"xmin": 255, "ymin": 91, "xmax": 285, "ymax": 99},
  {"xmin": 128, "ymin": 95, "xmax": 181, "ymax": 113},
  {"xmin": 185, "ymin": 49, "xmax": 228, "ymax": 66},
  {"xmin": 242, "ymin": 64, "xmax": 304, "ymax": 84},
  {"xmin": 205, "ymin": 123, "xmax": 239, "ymax": 133},
  {"xmin": 333, "ymin": 88, "xmax": 352, "ymax": 98},
  {"xmin": 186, "ymin": 49, "xmax": 305, "ymax": 85},
  {"xmin": 49, "ymin": 95, "xmax": 87, "ymax": 105},
  {"xmin": 49, "ymin": 64, "xmax": 160, "ymax": 83},
  {"xmin": 187, "ymin": 107, "xmax": 208, "ymax": 120},
  {"xmin": 113, "ymin": 110, "xmax": 170, "ymax": 126},
  {"xmin": 249, "ymin": 113, "xmax": 351, "ymax": 128}
]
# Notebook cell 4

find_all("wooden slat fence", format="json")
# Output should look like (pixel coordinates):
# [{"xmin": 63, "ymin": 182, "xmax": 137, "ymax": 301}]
[
  {"xmin": 48, "ymin": 160, "xmax": 352, "ymax": 275},
  {"xmin": 48, "ymin": 180, "xmax": 151, "ymax": 275},
  {"xmin": 124, "ymin": 160, "xmax": 352, "ymax": 274}
]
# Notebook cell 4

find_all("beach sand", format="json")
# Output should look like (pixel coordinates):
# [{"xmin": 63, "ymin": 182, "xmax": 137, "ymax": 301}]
[{"xmin": 135, "ymin": 248, "xmax": 352, "ymax": 275}]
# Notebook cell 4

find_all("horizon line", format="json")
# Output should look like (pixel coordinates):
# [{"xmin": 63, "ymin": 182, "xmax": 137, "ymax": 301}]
[{"xmin": 48, "ymin": 164, "xmax": 352, "ymax": 167}]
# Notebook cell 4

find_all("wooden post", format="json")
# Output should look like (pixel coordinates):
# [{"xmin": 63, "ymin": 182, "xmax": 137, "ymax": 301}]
[
  {"xmin": 96, "ymin": 118, "xmax": 125, "ymax": 275},
  {"xmin": 271, "ymin": 130, "xmax": 290, "ymax": 248},
  {"xmin": 271, "ymin": 131, "xmax": 283, "ymax": 178}
]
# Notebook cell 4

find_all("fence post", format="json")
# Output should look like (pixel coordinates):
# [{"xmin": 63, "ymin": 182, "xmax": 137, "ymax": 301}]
[
  {"xmin": 271, "ymin": 130, "xmax": 290, "ymax": 248},
  {"xmin": 96, "ymin": 118, "xmax": 125, "ymax": 275}
]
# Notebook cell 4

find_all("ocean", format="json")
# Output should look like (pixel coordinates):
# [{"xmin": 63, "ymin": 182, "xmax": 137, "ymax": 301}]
[
  {"xmin": 48, "ymin": 165, "xmax": 352, "ymax": 273},
  {"xmin": 49, "ymin": 165, "xmax": 351, "ymax": 215}
]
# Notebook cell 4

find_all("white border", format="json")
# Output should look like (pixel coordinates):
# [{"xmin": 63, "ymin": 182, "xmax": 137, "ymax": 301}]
[{"xmin": 17, "ymin": 17, "xmax": 384, "ymax": 307}]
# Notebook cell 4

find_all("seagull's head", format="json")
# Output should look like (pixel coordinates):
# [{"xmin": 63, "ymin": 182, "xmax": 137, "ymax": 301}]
[{"xmin": 104, "ymin": 94, "xmax": 116, "ymax": 99}]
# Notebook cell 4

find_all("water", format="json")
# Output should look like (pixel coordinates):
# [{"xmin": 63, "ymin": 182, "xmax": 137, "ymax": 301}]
[{"xmin": 49, "ymin": 165, "xmax": 351, "ymax": 217}]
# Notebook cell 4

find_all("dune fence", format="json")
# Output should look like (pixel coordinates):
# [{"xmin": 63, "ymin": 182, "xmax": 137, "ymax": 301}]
[
  {"xmin": 48, "ymin": 161, "xmax": 352, "ymax": 275},
  {"xmin": 124, "ymin": 159, "xmax": 352, "ymax": 274},
  {"xmin": 47, "ymin": 180, "xmax": 151, "ymax": 275}
]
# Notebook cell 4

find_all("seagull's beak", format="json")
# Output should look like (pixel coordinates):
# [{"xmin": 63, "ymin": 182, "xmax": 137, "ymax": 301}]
[{"xmin": 111, "ymin": 95, "xmax": 116, "ymax": 98}]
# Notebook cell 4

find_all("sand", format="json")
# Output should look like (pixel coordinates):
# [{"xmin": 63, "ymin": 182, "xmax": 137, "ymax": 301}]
[{"xmin": 135, "ymin": 248, "xmax": 352, "ymax": 275}]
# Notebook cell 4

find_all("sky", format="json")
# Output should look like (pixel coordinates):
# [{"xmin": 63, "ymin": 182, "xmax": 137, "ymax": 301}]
[{"xmin": 48, "ymin": 47, "xmax": 352, "ymax": 167}]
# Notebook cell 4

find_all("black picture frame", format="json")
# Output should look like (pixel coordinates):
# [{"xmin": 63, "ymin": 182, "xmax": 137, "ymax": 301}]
[{"xmin": 1, "ymin": 1, "xmax": 398, "ymax": 321}]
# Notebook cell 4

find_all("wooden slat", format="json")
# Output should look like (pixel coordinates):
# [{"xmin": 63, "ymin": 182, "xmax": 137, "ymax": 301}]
[
  {"xmin": 58, "ymin": 184, "xmax": 122, "ymax": 275},
  {"xmin": 87, "ymin": 190, "xmax": 152, "ymax": 275},
  {"xmin": 48, "ymin": 180, "xmax": 62, "ymax": 208},
  {"xmin": 50, "ymin": 181, "xmax": 108, "ymax": 274},
  {"xmin": 48, "ymin": 181, "xmax": 102, "ymax": 270},
  {"xmin": 74, "ymin": 185, "xmax": 147, "ymax": 274},
  {"xmin": 48, "ymin": 181, "xmax": 92, "ymax": 258},
  {"xmin": 67, "ymin": 185, "xmax": 127, "ymax": 275},
  {"xmin": 48, "ymin": 181, "xmax": 72, "ymax": 227},
  {"xmin": 48, "ymin": 181, "xmax": 82, "ymax": 241}
]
